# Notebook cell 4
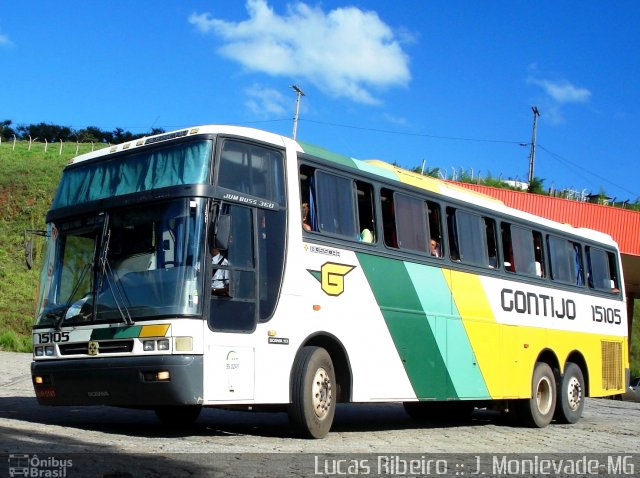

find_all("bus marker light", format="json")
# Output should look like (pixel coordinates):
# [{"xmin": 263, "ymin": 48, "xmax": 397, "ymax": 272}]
[
  {"xmin": 524, "ymin": 344, "xmax": 529, "ymax": 349},
  {"xmin": 267, "ymin": 330, "xmax": 276, "ymax": 337},
  {"xmin": 157, "ymin": 371, "xmax": 170, "ymax": 381},
  {"xmin": 175, "ymin": 337, "xmax": 193, "ymax": 351},
  {"xmin": 34, "ymin": 376, "xmax": 44, "ymax": 384},
  {"xmin": 313, "ymin": 305, "xmax": 321, "ymax": 311}
]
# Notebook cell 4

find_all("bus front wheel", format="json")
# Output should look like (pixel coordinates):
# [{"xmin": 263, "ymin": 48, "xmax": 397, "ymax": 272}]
[
  {"xmin": 555, "ymin": 362, "xmax": 585, "ymax": 424},
  {"xmin": 288, "ymin": 346, "xmax": 336, "ymax": 439},
  {"xmin": 517, "ymin": 361, "xmax": 556, "ymax": 428}
]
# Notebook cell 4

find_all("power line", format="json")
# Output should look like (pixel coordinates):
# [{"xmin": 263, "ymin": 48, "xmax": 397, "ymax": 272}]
[
  {"xmin": 299, "ymin": 118, "xmax": 525, "ymax": 145},
  {"xmin": 537, "ymin": 145, "xmax": 639, "ymax": 198}
]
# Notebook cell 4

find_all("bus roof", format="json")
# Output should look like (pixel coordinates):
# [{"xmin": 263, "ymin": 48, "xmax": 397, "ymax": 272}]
[{"xmin": 66, "ymin": 124, "xmax": 618, "ymax": 248}]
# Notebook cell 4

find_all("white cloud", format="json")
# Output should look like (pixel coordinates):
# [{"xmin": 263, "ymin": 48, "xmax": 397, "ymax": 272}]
[
  {"xmin": 189, "ymin": 0, "xmax": 411, "ymax": 105},
  {"xmin": 528, "ymin": 78, "xmax": 591, "ymax": 104},
  {"xmin": 0, "ymin": 28, "xmax": 13, "ymax": 47},
  {"xmin": 244, "ymin": 84, "xmax": 288, "ymax": 117}
]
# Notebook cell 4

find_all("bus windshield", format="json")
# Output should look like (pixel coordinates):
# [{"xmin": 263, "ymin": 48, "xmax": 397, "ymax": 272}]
[{"xmin": 35, "ymin": 198, "xmax": 207, "ymax": 327}]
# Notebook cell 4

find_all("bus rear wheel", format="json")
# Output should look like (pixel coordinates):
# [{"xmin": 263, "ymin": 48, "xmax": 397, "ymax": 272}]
[
  {"xmin": 288, "ymin": 346, "xmax": 336, "ymax": 439},
  {"xmin": 517, "ymin": 361, "xmax": 556, "ymax": 428},
  {"xmin": 555, "ymin": 362, "xmax": 585, "ymax": 424}
]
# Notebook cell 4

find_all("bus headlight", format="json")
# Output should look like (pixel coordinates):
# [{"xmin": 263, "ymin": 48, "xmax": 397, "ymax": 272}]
[
  {"xmin": 157, "ymin": 339, "xmax": 170, "ymax": 351},
  {"xmin": 44, "ymin": 346, "xmax": 55, "ymax": 356},
  {"xmin": 34, "ymin": 347, "xmax": 44, "ymax": 357},
  {"xmin": 143, "ymin": 340, "xmax": 155, "ymax": 351}
]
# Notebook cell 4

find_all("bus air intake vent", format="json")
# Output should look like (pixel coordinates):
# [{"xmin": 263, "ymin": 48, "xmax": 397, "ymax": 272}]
[{"xmin": 601, "ymin": 341, "xmax": 622, "ymax": 390}]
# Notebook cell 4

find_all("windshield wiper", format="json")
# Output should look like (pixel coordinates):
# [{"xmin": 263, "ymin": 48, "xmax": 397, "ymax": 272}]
[{"xmin": 96, "ymin": 220, "xmax": 134, "ymax": 327}]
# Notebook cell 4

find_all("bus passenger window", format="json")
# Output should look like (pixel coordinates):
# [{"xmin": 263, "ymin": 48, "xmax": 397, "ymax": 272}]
[
  {"xmin": 586, "ymin": 246, "xmax": 619, "ymax": 293},
  {"xmin": 356, "ymin": 180, "xmax": 376, "ymax": 243},
  {"xmin": 427, "ymin": 201, "xmax": 444, "ymax": 258},
  {"xmin": 547, "ymin": 236, "xmax": 584, "ymax": 286},
  {"xmin": 381, "ymin": 188, "xmax": 398, "ymax": 248},
  {"xmin": 394, "ymin": 193, "xmax": 428, "ymax": 253},
  {"xmin": 315, "ymin": 170, "xmax": 358, "ymax": 239},
  {"xmin": 501, "ymin": 223, "xmax": 515, "ymax": 272},
  {"xmin": 485, "ymin": 218, "xmax": 498, "ymax": 268}
]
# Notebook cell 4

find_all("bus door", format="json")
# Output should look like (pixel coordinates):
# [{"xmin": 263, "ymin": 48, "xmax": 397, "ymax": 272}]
[{"xmin": 203, "ymin": 203, "xmax": 257, "ymax": 401}]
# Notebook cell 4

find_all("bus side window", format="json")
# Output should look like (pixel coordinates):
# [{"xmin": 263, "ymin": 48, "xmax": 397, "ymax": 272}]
[
  {"xmin": 501, "ymin": 222, "xmax": 515, "ymax": 272},
  {"xmin": 356, "ymin": 180, "xmax": 376, "ymax": 243},
  {"xmin": 381, "ymin": 188, "xmax": 398, "ymax": 248},
  {"xmin": 314, "ymin": 170, "xmax": 358, "ymax": 239},
  {"xmin": 427, "ymin": 200, "xmax": 444, "ymax": 258},
  {"xmin": 394, "ymin": 193, "xmax": 428, "ymax": 253},
  {"xmin": 548, "ymin": 235, "xmax": 584, "ymax": 286},
  {"xmin": 299, "ymin": 165, "xmax": 317, "ymax": 232},
  {"xmin": 586, "ymin": 246, "xmax": 620, "ymax": 293},
  {"xmin": 446, "ymin": 207, "xmax": 460, "ymax": 261}
]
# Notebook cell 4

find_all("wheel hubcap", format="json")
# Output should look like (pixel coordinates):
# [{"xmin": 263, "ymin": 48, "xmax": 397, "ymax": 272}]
[
  {"xmin": 536, "ymin": 376, "xmax": 553, "ymax": 415},
  {"xmin": 312, "ymin": 367, "xmax": 332, "ymax": 419},
  {"xmin": 566, "ymin": 376, "xmax": 582, "ymax": 411}
]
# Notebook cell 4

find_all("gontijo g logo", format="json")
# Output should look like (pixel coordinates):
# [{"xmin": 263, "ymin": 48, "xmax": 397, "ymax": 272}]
[{"xmin": 308, "ymin": 262, "xmax": 356, "ymax": 296}]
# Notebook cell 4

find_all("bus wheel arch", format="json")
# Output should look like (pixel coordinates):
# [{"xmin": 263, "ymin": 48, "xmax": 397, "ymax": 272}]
[{"xmin": 294, "ymin": 333, "xmax": 352, "ymax": 403}]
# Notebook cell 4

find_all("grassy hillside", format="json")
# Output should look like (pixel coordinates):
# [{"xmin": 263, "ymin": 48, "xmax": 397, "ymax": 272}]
[
  {"xmin": 0, "ymin": 140, "xmax": 639, "ymax": 378},
  {"xmin": 0, "ymin": 141, "xmax": 104, "ymax": 351}
]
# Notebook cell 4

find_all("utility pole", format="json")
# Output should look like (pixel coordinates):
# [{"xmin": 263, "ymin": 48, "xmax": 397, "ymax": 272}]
[
  {"xmin": 291, "ymin": 85, "xmax": 305, "ymax": 140},
  {"xmin": 527, "ymin": 106, "xmax": 540, "ymax": 192}
]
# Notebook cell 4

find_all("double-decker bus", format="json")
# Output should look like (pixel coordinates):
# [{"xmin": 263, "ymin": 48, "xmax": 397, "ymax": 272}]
[{"xmin": 30, "ymin": 125, "xmax": 628, "ymax": 438}]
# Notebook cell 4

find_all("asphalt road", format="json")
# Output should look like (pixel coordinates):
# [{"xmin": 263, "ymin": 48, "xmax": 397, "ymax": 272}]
[{"xmin": 1, "ymin": 351, "xmax": 639, "ymax": 477}]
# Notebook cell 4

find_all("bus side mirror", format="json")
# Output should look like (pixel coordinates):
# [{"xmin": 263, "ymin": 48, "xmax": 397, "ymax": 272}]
[
  {"xmin": 25, "ymin": 238, "xmax": 34, "ymax": 270},
  {"xmin": 215, "ymin": 214, "xmax": 231, "ymax": 250},
  {"xmin": 24, "ymin": 229, "xmax": 47, "ymax": 270}
]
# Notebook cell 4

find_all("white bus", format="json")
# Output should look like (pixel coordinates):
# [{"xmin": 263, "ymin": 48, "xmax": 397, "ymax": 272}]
[{"xmin": 31, "ymin": 125, "xmax": 628, "ymax": 438}]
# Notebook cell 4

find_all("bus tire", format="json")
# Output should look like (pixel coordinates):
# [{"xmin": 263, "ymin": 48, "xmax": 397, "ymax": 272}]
[
  {"xmin": 555, "ymin": 362, "xmax": 585, "ymax": 424},
  {"xmin": 154, "ymin": 405, "xmax": 202, "ymax": 427},
  {"xmin": 517, "ymin": 361, "xmax": 556, "ymax": 428},
  {"xmin": 288, "ymin": 346, "xmax": 335, "ymax": 439}
]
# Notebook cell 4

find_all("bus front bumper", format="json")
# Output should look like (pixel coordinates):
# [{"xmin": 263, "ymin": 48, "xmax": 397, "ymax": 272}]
[{"xmin": 31, "ymin": 355, "xmax": 203, "ymax": 407}]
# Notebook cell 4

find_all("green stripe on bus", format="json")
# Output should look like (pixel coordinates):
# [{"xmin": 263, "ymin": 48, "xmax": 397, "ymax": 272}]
[
  {"xmin": 356, "ymin": 253, "xmax": 453, "ymax": 399},
  {"xmin": 298, "ymin": 141, "xmax": 358, "ymax": 168},
  {"xmin": 404, "ymin": 263, "xmax": 490, "ymax": 399},
  {"xmin": 91, "ymin": 326, "xmax": 142, "ymax": 340}
]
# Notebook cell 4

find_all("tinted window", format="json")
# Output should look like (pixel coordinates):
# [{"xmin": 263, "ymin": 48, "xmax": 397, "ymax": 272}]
[
  {"xmin": 548, "ymin": 236, "xmax": 584, "ymax": 286},
  {"xmin": 315, "ymin": 171, "xmax": 358, "ymax": 238},
  {"xmin": 395, "ymin": 193, "xmax": 428, "ymax": 253},
  {"xmin": 218, "ymin": 140, "xmax": 285, "ymax": 204}
]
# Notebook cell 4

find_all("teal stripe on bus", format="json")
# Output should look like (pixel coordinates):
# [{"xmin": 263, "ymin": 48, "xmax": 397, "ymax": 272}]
[
  {"xmin": 403, "ymin": 262, "xmax": 490, "ymax": 399},
  {"xmin": 91, "ymin": 326, "xmax": 142, "ymax": 340}
]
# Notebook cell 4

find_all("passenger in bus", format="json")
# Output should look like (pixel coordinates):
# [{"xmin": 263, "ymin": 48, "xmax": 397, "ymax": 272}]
[
  {"xmin": 302, "ymin": 202, "xmax": 312, "ymax": 232},
  {"xmin": 360, "ymin": 228, "xmax": 373, "ymax": 243},
  {"xmin": 211, "ymin": 246, "xmax": 229, "ymax": 296},
  {"xmin": 430, "ymin": 239, "xmax": 441, "ymax": 257}
]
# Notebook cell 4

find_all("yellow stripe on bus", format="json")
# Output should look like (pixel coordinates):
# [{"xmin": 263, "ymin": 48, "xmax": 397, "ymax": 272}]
[
  {"xmin": 139, "ymin": 324, "xmax": 170, "ymax": 337},
  {"xmin": 446, "ymin": 270, "xmax": 627, "ymax": 398}
]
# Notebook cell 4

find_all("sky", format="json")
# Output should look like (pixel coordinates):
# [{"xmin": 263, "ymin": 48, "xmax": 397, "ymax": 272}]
[{"xmin": 2, "ymin": 1, "xmax": 639, "ymax": 202}]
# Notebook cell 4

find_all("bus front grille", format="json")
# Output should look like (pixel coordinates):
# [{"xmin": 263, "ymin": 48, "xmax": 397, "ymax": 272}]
[{"xmin": 59, "ymin": 340, "xmax": 134, "ymax": 356}]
